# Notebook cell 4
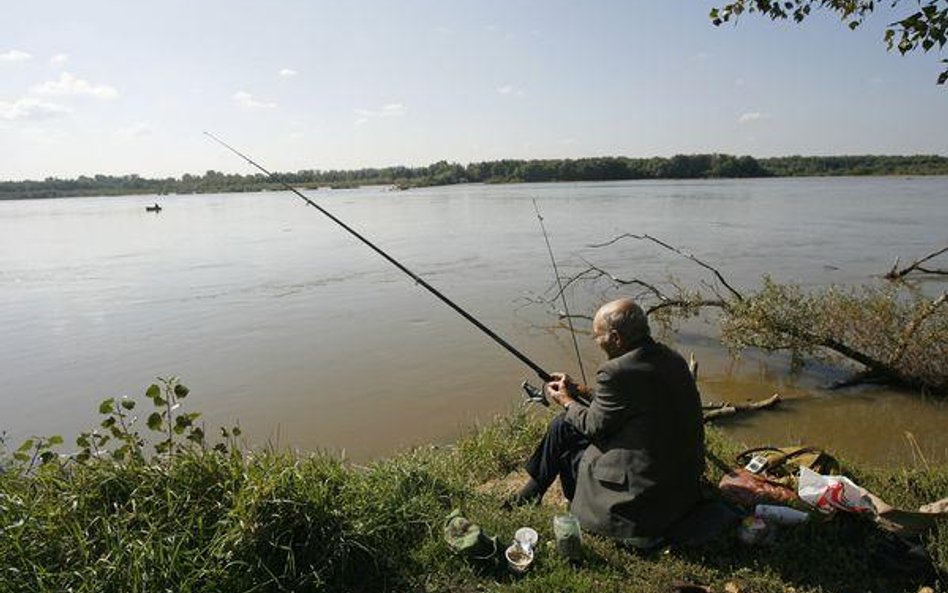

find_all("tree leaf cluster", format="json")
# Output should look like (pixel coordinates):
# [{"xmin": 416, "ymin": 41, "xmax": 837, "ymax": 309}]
[
  {"xmin": 719, "ymin": 278, "xmax": 948, "ymax": 392},
  {"xmin": 711, "ymin": 0, "xmax": 948, "ymax": 84}
]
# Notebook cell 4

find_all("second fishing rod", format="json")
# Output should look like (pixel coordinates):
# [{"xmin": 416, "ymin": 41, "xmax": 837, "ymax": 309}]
[{"xmin": 205, "ymin": 132, "xmax": 553, "ymax": 383}]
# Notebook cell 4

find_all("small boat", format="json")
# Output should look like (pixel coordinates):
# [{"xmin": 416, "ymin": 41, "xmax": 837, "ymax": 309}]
[{"xmin": 146, "ymin": 203, "xmax": 162, "ymax": 213}]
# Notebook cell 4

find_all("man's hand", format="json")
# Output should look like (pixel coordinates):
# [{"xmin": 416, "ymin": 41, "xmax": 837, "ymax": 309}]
[{"xmin": 545, "ymin": 372, "xmax": 580, "ymax": 409}]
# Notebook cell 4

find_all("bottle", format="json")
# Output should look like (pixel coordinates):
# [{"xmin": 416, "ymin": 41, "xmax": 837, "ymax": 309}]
[{"xmin": 755, "ymin": 504, "xmax": 810, "ymax": 525}]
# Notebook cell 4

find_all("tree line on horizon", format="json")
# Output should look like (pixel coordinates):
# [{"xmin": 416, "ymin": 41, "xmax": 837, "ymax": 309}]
[{"xmin": 3, "ymin": 153, "xmax": 948, "ymax": 200}]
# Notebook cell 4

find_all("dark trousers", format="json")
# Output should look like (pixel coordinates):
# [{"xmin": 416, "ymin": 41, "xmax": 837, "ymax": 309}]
[{"xmin": 524, "ymin": 413, "xmax": 590, "ymax": 501}]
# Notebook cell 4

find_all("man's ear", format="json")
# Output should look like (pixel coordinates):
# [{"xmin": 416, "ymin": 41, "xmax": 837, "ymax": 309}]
[{"xmin": 609, "ymin": 329, "xmax": 622, "ymax": 349}]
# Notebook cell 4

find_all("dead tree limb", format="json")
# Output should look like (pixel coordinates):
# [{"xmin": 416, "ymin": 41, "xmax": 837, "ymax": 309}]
[
  {"xmin": 702, "ymin": 393, "xmax": 782, "ymax": 421},
  {"xmin": 559, "ymin": 260, "xmax": 730, "ymax": 316},
  {"xmin": 884, "ymin": 246, "xmax": 948, "ymax": 280},
  {"xmin": 588, "ymin": 233, "xmax": 744, "ymax": 301}
]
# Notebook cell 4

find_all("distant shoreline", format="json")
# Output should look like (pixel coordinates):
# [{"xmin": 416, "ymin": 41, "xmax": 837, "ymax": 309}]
[{"xmin": 3, "ymin": 153, "xmax": 948, "ymax": 201}]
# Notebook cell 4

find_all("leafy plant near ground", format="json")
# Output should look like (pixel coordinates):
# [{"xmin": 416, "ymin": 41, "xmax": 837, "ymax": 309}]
[{"xmin": 0, "ymin": 385, "xmax": 945, "ymax": 592}]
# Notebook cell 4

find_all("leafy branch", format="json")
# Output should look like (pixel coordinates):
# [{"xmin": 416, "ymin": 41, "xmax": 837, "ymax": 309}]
[{"xmin": 710, "ymin": 0, "xmax": 948, "ymax": 85}]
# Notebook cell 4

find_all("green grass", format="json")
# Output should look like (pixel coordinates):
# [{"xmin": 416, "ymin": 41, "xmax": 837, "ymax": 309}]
[{"xmin": 1, "ymin": 399, "xmax": 946, "ymax": 593}]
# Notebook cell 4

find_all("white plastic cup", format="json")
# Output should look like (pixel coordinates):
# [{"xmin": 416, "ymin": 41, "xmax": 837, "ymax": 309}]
[
  {"xmin": 755, "ymin": 504, "xmax": 810, "ymax": 525},
  {"xmin": 514, "ymin": 527, "xmax": 538, "ymax": 550},
  {"xmin": 505, "ymin": 543, "xmax": 533, "ymax": 574}
]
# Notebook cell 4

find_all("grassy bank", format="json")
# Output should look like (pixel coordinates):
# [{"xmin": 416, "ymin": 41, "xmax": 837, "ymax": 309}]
[{"xmin": 1, "ymin": 387, "xmax": 946, "ymax": 592}]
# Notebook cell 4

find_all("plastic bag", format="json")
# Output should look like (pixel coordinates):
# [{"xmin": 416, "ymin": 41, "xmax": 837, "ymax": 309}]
[
  {"xmin": 797, "ymin": 466, "xmax": 875, "ymax": 514},
  {"xmin": 443, "ymin": 509, "xmax": 500, "ymax": 562}
]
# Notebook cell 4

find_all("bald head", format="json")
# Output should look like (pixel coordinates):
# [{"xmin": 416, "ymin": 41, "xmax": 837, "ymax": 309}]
[{"xmin": 594, "ymin": 298, "xmax": 650, "ymax": 350}]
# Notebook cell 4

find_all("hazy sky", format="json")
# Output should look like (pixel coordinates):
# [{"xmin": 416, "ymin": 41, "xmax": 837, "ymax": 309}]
[{"xmin": 1, "ymin": 0, "xmax": 946, "ymax": 180}]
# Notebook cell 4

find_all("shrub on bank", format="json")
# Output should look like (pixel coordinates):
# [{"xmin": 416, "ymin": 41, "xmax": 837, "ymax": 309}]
[{"xmin": 0, "ymin": 383, "xmax": 945, "ymax": 593}]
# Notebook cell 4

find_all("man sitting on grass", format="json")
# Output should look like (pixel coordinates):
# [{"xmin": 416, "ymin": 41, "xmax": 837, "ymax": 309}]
[{"xmin": 512, "ymin": 297, "xmax": 705, "ymax": 547}]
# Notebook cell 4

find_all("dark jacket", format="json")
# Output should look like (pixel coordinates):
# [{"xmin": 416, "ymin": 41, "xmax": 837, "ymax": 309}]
[{"xmin": 564, "ymin": 337, "xmax": 705, "ymax": 539}]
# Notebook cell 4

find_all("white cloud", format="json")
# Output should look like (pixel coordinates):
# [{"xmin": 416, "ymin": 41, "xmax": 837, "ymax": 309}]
[
  {"xmin": 496, "ymin": 84, "xmax": 524, "ymax": 97},
  {"xmin": 233, "ymin": 90, "xmax": 277, "ymax": 109},
  {"xmin": 31, "ymin": 72, "xmax": 118, "ymax": 99},
  {"xmin": 0, "ymin": 97, "xmax": 71, "ymax": 121},
  {"xmin": 49, "ymin": 53, "xmax": 69, "ymax": 67},
  {"xmin": 1, "ymin": 49, "xmax": 31, "ymax": 62},
  {"xmin": 738, "ymin": 111, "xmax": 771, "ymax": 124},
  {"xmin": 353, "ymin": 102, "xmax": 407, "ymax": 124},
  {"xmin": 115, "ymin": 122, "xmax": 154, "ymax": 140},
  {"xmin": 278, "ymin": 68, "xmax": 297, "ymax": 78},
  {"xmin": 690, "ymin": 52, "xmax": 711, "ymax": 62}
]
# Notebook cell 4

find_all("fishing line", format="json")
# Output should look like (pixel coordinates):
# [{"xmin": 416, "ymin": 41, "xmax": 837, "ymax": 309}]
[
  {"xmin": 205, "ymin": 132, "xmax": 552, "ymax": 382},
  {"xmin": 532, "ymin": 199, "xmax": 588, "ymax": 385}
]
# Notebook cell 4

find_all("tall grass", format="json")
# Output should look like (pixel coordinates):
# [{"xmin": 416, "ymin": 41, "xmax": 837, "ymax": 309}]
[{"xmin": 0, "ymin": 385, "xmax": 945, "ymax": 592}]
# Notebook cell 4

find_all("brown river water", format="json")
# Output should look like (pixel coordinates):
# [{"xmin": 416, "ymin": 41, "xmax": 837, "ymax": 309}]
[{"xmin": 1, "ymin": 177, "xmax": 946, "ymax": 467}]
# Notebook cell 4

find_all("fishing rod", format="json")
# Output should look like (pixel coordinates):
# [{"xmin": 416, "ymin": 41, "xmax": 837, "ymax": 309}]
[
  {"xmin": 204, "ymin": 132, "xmax": 552, "ymax": 383},
  {"xmin": 532, "ymin": 198, "xmax": 588, "ymax": 385}
]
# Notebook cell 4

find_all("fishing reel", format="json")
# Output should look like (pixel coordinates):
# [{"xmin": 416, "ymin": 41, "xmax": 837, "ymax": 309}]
[{"xmin": 520, "ymin": 380, "xmax": 549, "ymax": 407}]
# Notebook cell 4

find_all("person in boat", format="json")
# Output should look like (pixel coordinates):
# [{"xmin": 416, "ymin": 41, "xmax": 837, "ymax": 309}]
[{"xmin": 512, "ymin": 297, "xmax": 705, "ymax": 547}]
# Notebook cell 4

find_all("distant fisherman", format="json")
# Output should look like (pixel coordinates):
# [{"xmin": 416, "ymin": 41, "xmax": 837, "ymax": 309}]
[{"xmin": 511, "ymin": 298, "xmax": 705, "ymax": 547}]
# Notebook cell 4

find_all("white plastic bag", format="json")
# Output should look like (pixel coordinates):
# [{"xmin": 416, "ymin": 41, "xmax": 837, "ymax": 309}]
[{"xmin": 797, "ymin": 466, "xmax": 875, "ymax": 514}]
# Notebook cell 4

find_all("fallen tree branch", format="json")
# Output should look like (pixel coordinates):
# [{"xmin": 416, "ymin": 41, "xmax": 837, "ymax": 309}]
[
  {"xmin": 884, "ymin": 246, "xmax": 948, "ymax": 280},
  {"xmin": 702, "ymin": 393, "xmax": 782, "ymax": 421}
]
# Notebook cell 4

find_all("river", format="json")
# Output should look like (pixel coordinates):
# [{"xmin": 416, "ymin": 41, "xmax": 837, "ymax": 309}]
[{"xmin": 2, "ymin": 177, "xmax": 946, "ymax": 466}]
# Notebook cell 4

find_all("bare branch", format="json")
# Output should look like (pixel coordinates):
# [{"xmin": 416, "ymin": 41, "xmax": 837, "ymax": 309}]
[
  {"xmin": 588, "ymin": 233, "xmax": 744, "ymax": 301},
  {"xmin": 647, "ymin": 299, "xmax": 728, "ymax": 315},
  {"xmin": 884, "ymin": 245, "xmax": 948, "ymax": 280},
  {"xmin": 703, "ymin": 393, "xmax": 782, "ymax": 421},
  {"xmin": 557, "ymin": 312, "xmax": 593, "ymax": 322},
  {"xmin": 551, "ymin": 266, "xmax": 610, "ymax": 303}
]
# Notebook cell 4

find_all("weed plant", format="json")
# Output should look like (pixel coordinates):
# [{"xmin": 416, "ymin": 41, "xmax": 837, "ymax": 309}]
[{"xmin": 0, "ymin": 381, "xmax": 945, "ymax": 592}]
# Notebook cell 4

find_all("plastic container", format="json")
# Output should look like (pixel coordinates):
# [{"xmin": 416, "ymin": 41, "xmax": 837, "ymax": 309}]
[
  {"xmin": 514, "ymin": 527, "xmax": 539, "ymax": 549},
  {"xmin": 755, "ymin": 504, "xmax": 810, "ymax": 525},
  {"xmin": 553, "ymin": 513, "xmax": 582, "ymax": 560},
  {"xmin": 505, "ymin": 543, "xmax": 533, "ymax": 574}
]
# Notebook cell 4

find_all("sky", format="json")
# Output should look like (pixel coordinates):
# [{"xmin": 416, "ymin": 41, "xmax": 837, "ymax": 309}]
[{"xmin": 1, "ymin": 0, "xmax": 946, "ymax": 181}]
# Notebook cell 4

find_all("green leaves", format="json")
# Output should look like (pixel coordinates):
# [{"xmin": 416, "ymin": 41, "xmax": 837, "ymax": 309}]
[
  {"xmin": 710, "ymin": 0, "xmax": 948, "ymax": 85},
  {"xmin": 9, "ymin": 377, "xmax": 223, "ymax": 471},
  {"xmin": 11, "ymin": 435, "xmax": 64, "ymax": 472}
]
